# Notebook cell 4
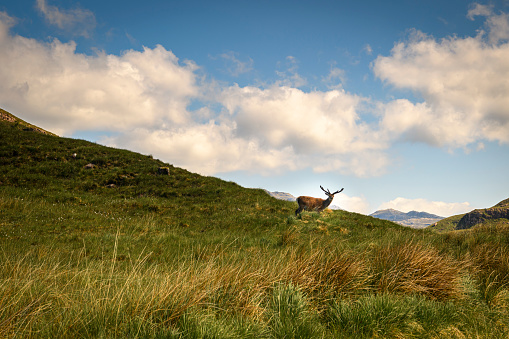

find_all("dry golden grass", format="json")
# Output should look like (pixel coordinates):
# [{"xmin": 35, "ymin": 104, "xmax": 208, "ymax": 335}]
[
  {"xmin": 369, "ymin": 241, "xmax": 466, "ymax": 300},
  {"xmin": 469, "ymin": 244, "xmax": 509, "ymax": 307}
]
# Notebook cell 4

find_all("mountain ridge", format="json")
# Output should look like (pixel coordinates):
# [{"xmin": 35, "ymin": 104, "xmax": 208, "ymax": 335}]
[
  {"xmin": 370, "ymin": 209, "xmax": 444, "ymax": 229},
  {"xmin": 456, "ymin": 198, "xmax": 509, "ymax": 230},
  {"xmin": 428, "ymin": 198, "xmax": 509, "ymax": 232}
]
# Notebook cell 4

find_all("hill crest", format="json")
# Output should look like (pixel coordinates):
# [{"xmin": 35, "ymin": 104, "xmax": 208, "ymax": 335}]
[
  {"xmin": 0, "ymin": 108, "xmax": 57, "ymax": 136},
  {"xmin": 456, "ymin": 199, "xmax": 509, "ymax": 230}
]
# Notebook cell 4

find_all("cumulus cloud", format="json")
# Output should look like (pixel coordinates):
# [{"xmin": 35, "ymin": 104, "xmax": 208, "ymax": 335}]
[
  {"xmin": 377, "ymin": 197, "xmax": 472, "ymax": 217},
  {"xmin": 2, "ymin": 5, "xmax": 508, "ymax": 179},
  {"xmin": 36, "ymin": 0, "xmax": 96, "ymax": 38},
  {"xmin": 334, "ymin": 194, "xmax": 370, "ymax": 214},
  {"xmin": 373, "ymin": 11, "xmax": 509, "ymax": 149},
  {"xmin": 468, "ymin": 3, "xmax": 509, "ymax": 44},
  {"xmin": 103, "ymin": 84, "xmax": 390, "ymax": 176},
  {"xmin": 0, "ymin": 16, "xmax": 197, "ymax": 135},
  {"xmin": 0, "ymin": 12, "xmax": 389, "ymax": 177},
  {"xmin": 101, "ymin": 124, "xmax": 298, "ymax": 176},
  {"xmin": 219, "ymin": 84, "xmax": 389, "ymax": 176}
]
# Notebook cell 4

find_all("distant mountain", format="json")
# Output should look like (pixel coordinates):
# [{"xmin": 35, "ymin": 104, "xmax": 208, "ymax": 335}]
[
  {"xmin": 265, "ymin": 190, "xmax": 296, "ymax": 201},
  {"xmin": 370, "ymin": 209, "xmax": 444, "ymax": 229}
]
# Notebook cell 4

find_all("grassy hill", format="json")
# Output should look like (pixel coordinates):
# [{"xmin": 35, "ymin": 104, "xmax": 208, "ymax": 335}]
[
  {"xmin": 1, "ymin": 110, "xmax": 509, "ymax": 338},
  {"xmin": 427, "ymin": 214, "xmax": 465, "ymax": 232},
  {"xmin": 429, "ymin": 198, "xmax": 509, "ymax": 232}
]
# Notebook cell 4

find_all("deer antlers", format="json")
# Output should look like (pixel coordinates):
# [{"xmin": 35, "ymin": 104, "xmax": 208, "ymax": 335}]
[{"xmin": 320, "ymin": 186, "xmax": 344, "ymax": 196}]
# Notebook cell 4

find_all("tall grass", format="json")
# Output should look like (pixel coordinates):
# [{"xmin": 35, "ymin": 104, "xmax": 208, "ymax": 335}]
[
  {"xmin": 369, "ymin": 241, "xmax": 465, "ymax": 300},
  {"xmin": 470, "ymin": 244, "xmax": 509, "ymax": 307},
  {"xmin": 2, "ymin": 233, "xmax": 508, "ymax": 338},
  {"xmin": 2, "ymin": 118, "xmax": 509, "ymax": 337}
]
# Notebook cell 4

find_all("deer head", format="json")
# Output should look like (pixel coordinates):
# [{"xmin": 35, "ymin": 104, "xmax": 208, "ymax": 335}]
[{"xmin": 295, "ymin": 186, "xmax": 344, "ymax": 216}]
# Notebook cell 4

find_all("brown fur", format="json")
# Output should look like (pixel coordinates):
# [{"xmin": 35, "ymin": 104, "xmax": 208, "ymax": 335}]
[{"xmin": 295, "ymin": 186, "xmax": 343, "ymax": 216}]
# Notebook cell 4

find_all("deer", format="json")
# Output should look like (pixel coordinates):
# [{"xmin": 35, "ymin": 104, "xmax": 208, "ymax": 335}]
[{"xmin": 295, "ymin": 186, "xmax": 344, "ymax": 216}]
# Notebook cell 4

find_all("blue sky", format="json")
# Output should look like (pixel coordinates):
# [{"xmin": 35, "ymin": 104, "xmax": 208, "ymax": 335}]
[{"xmin": 1, "ymin": 0, "xmax": 508, "ymax": 216}]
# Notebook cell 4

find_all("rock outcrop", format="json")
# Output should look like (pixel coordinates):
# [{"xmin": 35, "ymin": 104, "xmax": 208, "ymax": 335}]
[{"xmin": 456, "ymin": 199, "xmax": 509, "ymax": 230}]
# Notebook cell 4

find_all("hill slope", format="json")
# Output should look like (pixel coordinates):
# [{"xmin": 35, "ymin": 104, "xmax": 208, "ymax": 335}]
[
  {"xmin": 0, "ymin": 107, "xmax": 57, "ymax": 136},
  {"xmin": 1, "ymin": 107, "xmax": 405, "ymax": 243},
  {"xmin": 2, "ymin": 108, "xmax": 509, "ymax": 338},
  {"xmin": 0, "ymin": 110, "xmax": 295, "ymax": 237},
  {"xmin": 456, "ymin": 198, "xmax": 509, "ymax": 230},
  {"xmin": 428, "ymin": 198, "xmax": 509, "ymax": 232}
]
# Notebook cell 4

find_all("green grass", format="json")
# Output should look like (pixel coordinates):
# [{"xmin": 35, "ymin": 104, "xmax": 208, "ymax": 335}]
[
  {"xmin": 428, "ymin": 213, "xmax": 464, "ymax": 232},
  {"xmin": 1, "ymin": 117, "xmax": 509, "ymax": 337}
]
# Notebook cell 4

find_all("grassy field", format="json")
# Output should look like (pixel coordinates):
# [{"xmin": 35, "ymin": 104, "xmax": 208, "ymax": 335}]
[{"xmin": 1, "ymin": 117, "xmax": 509, "ymax": 338}]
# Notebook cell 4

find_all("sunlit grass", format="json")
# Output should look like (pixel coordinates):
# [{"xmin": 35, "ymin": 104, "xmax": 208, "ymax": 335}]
[{"xmin": 2, "ymin": 119, "xmax": 509, "ymax": 337}]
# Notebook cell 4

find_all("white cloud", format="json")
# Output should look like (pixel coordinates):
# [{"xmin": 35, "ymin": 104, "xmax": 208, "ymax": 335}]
[
  {"xmin": 467, "ymin": 3, "xmax": 509, "ymax": 44},
  {"xmin": 322, "ymin": 66, "xmax": 346, "ymax": 89},
  {"xmin": 102, "ymin": 84, "xmax": 390, "ymax": 177},
  {"xmin": 467, "ymin": 3, "xmax": 493, "ymax": 20},
  {"xmin": 275, "ymin": 56, "xmax": 307, "ymax": 88},
  {"xmin": 373, "ymin": 18, "xmax": 509, "ymax": 148},
  {"xmin": 36, "ymin": 0, "xmax": 96, "ymax": 38},
  {"xmin": 220, "ymin": 85, "xmax": 374, "ymax": 153},
  {"xmin": 219, "ymin": 84, "xmax": 389, "ymax": 176},
  {"xmin": 377, "ymin": 197, "xmax": 472, "ymax": 217},
  {"xmin": 0, "ymin": 14, "xmax": 197, "ymax": 135},
  {"xmin": 0, "ymin": 12, "xmax": 390, "ymax": 177},
  {"xmin": 2, "ymin": 6, "xmax": 508, "ymax": 180},
  {"xmin": 0, "ymin": 11, "xmax": 15, "ymax": 32},
  {"xmin": 219, "ymin": 51, "xmax": 254, "ymax": 76},
  {"xmin": 334, "ymin": 194, "xmax": 370, "ymax": 214},
  {"xmin": 101, "ymin": 123, "xmax": 298, "ymax": 176}
]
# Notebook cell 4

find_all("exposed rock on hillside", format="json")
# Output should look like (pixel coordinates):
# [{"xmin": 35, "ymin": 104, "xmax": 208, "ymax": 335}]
[{"xmin": 456, "ymin": 198, "xmax": 509, "ymax": 230}]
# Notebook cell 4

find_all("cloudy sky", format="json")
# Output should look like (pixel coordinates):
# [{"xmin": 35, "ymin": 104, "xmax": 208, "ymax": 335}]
[{"xmin": 1, "ymin": 0, "xmax": 508, "ymax": 216}]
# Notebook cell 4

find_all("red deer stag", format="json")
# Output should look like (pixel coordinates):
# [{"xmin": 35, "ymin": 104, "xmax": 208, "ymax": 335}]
[{"xmin": 295, "ymin": 186, "xmax": 344, "ymax": 216}]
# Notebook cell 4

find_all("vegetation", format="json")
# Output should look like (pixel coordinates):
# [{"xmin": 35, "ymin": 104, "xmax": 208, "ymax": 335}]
[
  {"xmin": 1, "ymin": 116, "xmax": 509, "ymax": 338},
  {"xmin": 428, "ymin": 214, "xmax": 464, "ymax": 232}
]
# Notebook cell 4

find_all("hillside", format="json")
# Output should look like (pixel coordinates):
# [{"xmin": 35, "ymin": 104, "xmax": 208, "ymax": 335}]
[
  {"xmin": 2, "ymin": 108, "xmax": 509, "ymax": 338},
  {"xmin": 370, "ymin": 208, "xmax": 444, "ymax": 229},
  {"xmin": 0, "ymin": 110, "xmax": 294, "ymax": 236},
  {"xmin": 429, "ymin": 198, "xmax": 509, "ymax": 232},
  {"xmin": 0, "ymin": 107, "xmax": 57, "ymax": 136},
  {"xmin": 456, "ymin": 198, "xmax": 509, "ymax": 230}
]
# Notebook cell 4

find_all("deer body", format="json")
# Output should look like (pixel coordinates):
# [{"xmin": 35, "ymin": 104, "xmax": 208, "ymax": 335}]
[{"xmin": 295, "ymin": 186, "xmax": 344, "ymax": 216}]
